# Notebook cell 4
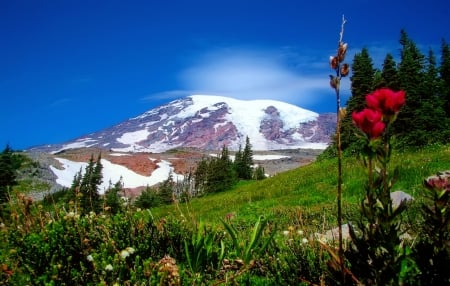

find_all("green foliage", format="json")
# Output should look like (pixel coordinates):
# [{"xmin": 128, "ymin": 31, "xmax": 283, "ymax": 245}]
[
  {"xmin": 0, "ymin": 144, "xmax": 449, "ymax": 284},
  {"xmin": 183, "ymin": 221, "xmax": 225, "ymax": 282},
  {"xmin": 221, "ymin": 215, "xmax": 275, "ymax": 265},
  {"xmin": 104, "ymin": 177, "xmax": 124, "ymax": 214},
  {"xmin": 134, "ymin": 185, "xmax": 162, "ymax": 209},
  {"xmin": 194, "ymin": 145, "xmax": 237, "ymax": 194},
  {"xmin": 158, "ymin": 172, "xmax": 175, "ymax": 205},
  {"xmin": 74, "ymin": 154, "xmax": 103, "ymax": 214},
  {"xmin": 413, "ymin": 171, "xmax": 450, "ymax": 285},
  {"xmin": 0, "ymin": 145, "xmax": 24, "ymax": 204},
  {"xmin": 253, "ymin": 165, "xmax": 266, "ymax": 180},
  {"xmin": 234, "ymin": 136, "xmax": 254, "ymax": 180}
]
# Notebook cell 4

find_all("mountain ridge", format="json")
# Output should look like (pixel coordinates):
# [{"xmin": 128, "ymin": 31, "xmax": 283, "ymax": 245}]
[{"xmin": 30, "ymin": 95, "xmax": 336, "ymax": 153}]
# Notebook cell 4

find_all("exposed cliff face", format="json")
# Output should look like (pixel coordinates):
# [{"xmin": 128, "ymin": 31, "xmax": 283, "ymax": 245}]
[{"xmin": 30, "ymin": 95, "xmax": 336, "ymax": 153}]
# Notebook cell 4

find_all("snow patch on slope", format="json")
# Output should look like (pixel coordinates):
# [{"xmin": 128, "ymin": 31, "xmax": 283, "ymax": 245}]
[
  {"xmin": 117, "ymin": 130, "xmax": 150, "ymax": 144},
  {"xmin": 50, "ymin": 157, "xmax": 182, "ymax": 194}
]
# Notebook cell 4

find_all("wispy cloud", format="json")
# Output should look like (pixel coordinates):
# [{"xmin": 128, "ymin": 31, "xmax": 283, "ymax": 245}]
[{"xmin": 176, "ymin": 48, "xmax": 334, "ymax": 108}]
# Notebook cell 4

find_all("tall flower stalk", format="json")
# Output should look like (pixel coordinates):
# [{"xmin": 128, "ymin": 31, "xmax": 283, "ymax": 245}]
[{"xmin": 329, "ymin": 15, "xmax": 350, "ymax": 281}]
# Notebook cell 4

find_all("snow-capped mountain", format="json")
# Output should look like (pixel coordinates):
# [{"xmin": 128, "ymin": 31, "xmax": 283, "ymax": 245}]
[{"xmin": 32, "ymin": 95, "xmax": 336, "ymax": 153}]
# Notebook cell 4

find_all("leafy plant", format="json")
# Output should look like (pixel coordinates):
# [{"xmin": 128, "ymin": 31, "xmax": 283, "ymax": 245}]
[
  {"xmin": 221, "ymin": 216, "xmax": 275, "ymax": 266},
  {"xmin": 183, "ymin": 220, "xmax": 225, "ymax": 282}
]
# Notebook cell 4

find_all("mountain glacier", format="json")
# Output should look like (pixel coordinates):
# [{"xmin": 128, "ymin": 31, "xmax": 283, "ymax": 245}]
[{"xmin": 32, "ymin": 95, "xmax": 336, "ymax": 153}]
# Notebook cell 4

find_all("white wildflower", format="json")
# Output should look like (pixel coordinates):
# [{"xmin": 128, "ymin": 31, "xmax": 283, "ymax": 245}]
[
  {"xmin": 87, "ymin": 254, "xmax": 94, "ymax": 262},
  {"xmin": 302, "ymin": 238, "xmax": 308, "ymax": 244},
  {"xmin": 105, "ymin": 264, "xmax": 113, "ymax": 271},
  {"xmin": 282, "ymin": 230, "xmax": 289, "ymax": 236},
  {"xmin": 126, "ymin": 247, "xmax": 135, "ymax": 254},
  {"xmin": 120, "ymin": 249, "xmax": 130, "ymax": 259}
]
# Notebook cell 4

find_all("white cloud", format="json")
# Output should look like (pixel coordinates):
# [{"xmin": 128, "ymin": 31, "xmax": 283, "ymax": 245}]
[{"xmin": 178, "ymin": 48, "xmax": 333, "ymax": 108}]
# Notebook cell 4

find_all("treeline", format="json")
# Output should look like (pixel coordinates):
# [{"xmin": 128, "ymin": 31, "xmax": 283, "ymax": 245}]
[
  {"xmin": 135, "ymin": 136, "xmax": 265, "ymax": 209},
  {"xmin": 328, "ymin": 30, "xmax": 450, "ymax": 156},
  {"xmin": 38, "ymin": 136, "xmax": 265, "ymax": 212}
]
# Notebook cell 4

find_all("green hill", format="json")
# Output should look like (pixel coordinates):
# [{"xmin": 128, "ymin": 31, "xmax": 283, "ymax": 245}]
[{"xmin": 153, "ymin": 143, "xmax": 450, "ymax": 229}]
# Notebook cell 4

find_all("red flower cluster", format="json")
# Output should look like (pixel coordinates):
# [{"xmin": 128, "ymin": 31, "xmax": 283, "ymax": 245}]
[
  {"xmin": 352, "ymin": 88, "xmax": 406, "ymax": 140},
  {"xmin": 352, "ymin": 109, "xmax": 385, "ymax": 139},
  {"xmin": 365, "ymin": 88, "xmax": 406, "ymax": 115}
]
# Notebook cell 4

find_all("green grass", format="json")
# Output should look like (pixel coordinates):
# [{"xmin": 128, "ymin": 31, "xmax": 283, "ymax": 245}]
[{"xmin": 152, "ymin": 144, "xmax": 450, "ymax": 230}]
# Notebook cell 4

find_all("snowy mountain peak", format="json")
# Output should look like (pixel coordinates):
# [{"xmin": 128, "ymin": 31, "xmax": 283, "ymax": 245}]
[{"xmin": 32, "ymin": 95, "xmax": 336, "ymax": 153}]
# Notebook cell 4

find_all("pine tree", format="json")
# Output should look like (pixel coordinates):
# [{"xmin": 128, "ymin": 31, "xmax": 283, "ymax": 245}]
[
  {"xmin": 420, "ymin": 49, "xmax": 449, "ymax": 144},
  {"xmin": 158, "ymin": 172, "xmax": 174, "ymax": 205},
  {"xmin": 440, "ymin": 39, "xmax": 450, "ymax": 118},
  {"xmin": 67, "ymin": 168, "xmax": 82, "ymax": 205},
  {"xmin": 394, "ymin": 30, "xmax": 429, "ymax": 146},
  {"xmin": 380, "ymin": 53, "xmax": 400, "ymax": 90},
  {"xmin": 241, "ymin": 136, "xmax": 254, "ymax": 180},
  {"xmin": 134, "ymin": 186, "xmax": 161, "ymax": 209},
  {"xmin": 253, "ymin": 165, "xmax": 266, "ymax": 180},
  {"xmin": 104, "ymin": 178, "xmax": 124, "ymax": 214},
  {"xmin": 0, "ymin": 145, "xmax": 17, "ymax": 203},
  {"xmin": 204, "ymin": 146, "xmax": 237, "ymax": 193},
  {"xmin": 79, "ymin": 154, "xmax": 103, "ymax": 214},
  {"xmin": 340, "ymin": 47, "xmax": 376, "ymax": 153},
  {"xmin": 234, "ymin": 136, "xmax": 254, "ymax": 180},
  {"xmin": 194, "ymin": 158, "xmax": 208, "ymax": 193}
]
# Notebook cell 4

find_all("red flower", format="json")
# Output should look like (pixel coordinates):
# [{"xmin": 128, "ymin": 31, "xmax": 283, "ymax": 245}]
[
  {"xmin": 365, "ymin": 88, "xmax": 406, "ymax": 115},
  {"xmin": 352, "ymin": 109, "xmax": 386, "ymax": 139}
]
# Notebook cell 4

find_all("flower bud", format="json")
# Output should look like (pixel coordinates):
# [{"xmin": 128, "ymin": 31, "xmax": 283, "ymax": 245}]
[
  {"xmin": 329, "ymin": 75, "xmax": 339, "ymax": 89},
  {"xmin": 340, "ymin": 63, "xmax": 350, "ymax": 77},
  {"xmin": 329, "ymin": 56, "xmax": 339, "ymax": 70},
  {"xmin": 337, "ymin": 42, "xmax": 348, "ymax": 62}
]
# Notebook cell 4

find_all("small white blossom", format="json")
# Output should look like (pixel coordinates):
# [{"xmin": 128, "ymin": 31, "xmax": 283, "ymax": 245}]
[
  {"xmin": 120, "ymin": 250, "xmax": 130, "ymax": 259},
  {"xmin": 105, "ymin": 264, "xmax": 113, "ymax": 271},
  {"xmin": 87, "ymin": 254, "xmax": 94, "ymax": 262},
  {"xmin": 282, "ymin": 230, "xmax": 289, "ymax": 236},
  {"xmin": 302, "ymin": 238, "xmax": 308, "ymax": 244},
  {"xmin": 126, "ymin": 247, "xmax": 135, "ymax": 254}
]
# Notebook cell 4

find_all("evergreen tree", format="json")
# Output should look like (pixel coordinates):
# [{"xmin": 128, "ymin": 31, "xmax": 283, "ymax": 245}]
[
  {"xmin": 340, "ymin": 47, "xmax": 376, "ymax": 153},
  {"xmin": 134, "ymin": 185, "xmax": 161, "ymax": 209},
  {"xmin": 104, "ymin": 178, "xmax": 124, "ymax": 214},
  {"xmin": 67, "ymin": 168, "xmax": 83, "ymax": 205},
  {"xmin": 194, "ymin": 158, "xmax": 208, "ymax": 193},
  {"xmin": 158, "ymin": 172, "xmax": 174, "ymax": 205},
  {"xmin": 419, "ymin": 49, "xmax": 449, "ymax": 144},
  {"xmin": 234, "ymin": 136, "xmax": 254, "ymax": 180},
  {"xmin": 241, "ymin": 136, "xmax": 254, "ymax": 179},
  {"xmin": 440, "ymin": 39, "xmax": 450, "ymax": 118},
  {"xmin": 204, "ymin": 146, "xmax": 237, "ymax": 193},
  {"xmin": 253, "ymin": 165, "xmax": 266, "ymax": 180},
  {"xmin": 79, "ymin": 154, "xmax": 103, "ymax": 214},
  {"xmin": 234, "ymin": 145, "xmax": 244, "ymax": 178},
  {"xmin": 393, "ymin": 30, "xmax": 427, "ymax": 145},
  {"xmin": 380, "ymin": 53, "xmax": 400, "ymax": 90},
  {"xmin": 0, "ymin": 145, "xmax": 17, "ymax": 203}
]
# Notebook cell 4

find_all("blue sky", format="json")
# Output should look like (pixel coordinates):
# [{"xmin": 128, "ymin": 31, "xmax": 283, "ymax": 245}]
[{"xmin": 2, "ymin": 0, "xmax": 450, "ymax": 150}]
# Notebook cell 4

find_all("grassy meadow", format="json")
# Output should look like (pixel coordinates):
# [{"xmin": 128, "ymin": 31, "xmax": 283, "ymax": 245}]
[
  {"xmin": 153, "ymin": 143, "xmax": 450, "ymax": 229},
  {"xmin": 1, "ymin": 143, "xmax": 449, "ymax": 285}
]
